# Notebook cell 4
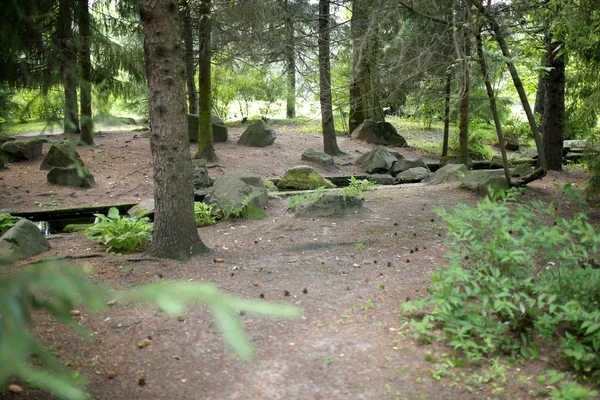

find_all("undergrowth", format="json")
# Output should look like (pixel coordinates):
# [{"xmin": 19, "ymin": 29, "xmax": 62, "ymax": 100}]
[
  {"xmin": 0, "ymin": 214, "xmax": 21, "ymax": 235},
  {"xmin": 83, "ymin": 207, "xmax": 152, "ymax": 252},
  {"xmin": 402, "ymin": 188, "xmax": 600, "ymax": 388}
]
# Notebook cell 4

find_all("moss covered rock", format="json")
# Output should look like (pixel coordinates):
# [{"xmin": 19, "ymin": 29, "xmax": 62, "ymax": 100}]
[
  {"xmin": 1, "ymin": 139, "xmax": 43, "ymax": 161},
  {"xmin": 47, "ymin": 166, "xmax": 95, "ymax": 188},
  {"xmin": 40, "ymin": 143, "xmax": 84, "ymax": 170},
  {"xmin": 277, "ymin": 165, "xmax": 335, "ymax": 190}
]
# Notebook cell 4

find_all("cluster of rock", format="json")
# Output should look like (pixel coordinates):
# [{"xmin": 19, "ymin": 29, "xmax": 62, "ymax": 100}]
[
  {"xmin": 356, "ymin": 146, "xmax": 431, "ymax": 183},
  {"xmin": 42, "ymin": 143, "xmax": 95, "ymax": 188}
]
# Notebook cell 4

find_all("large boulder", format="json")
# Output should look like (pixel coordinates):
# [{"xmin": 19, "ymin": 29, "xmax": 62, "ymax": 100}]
[
  {"xmin": 461, "ymin": 170, "xmax": 509, "ymax": 196},
  {"xmin": 301, "ymin": 148, "xmax": 334, "ymax": 168},
  {"xmin": 0, "ymin": 219, "xmax": 50, "ymax": 262},
  {"xmin": 511, "ymin": 163, "xmax": 534, "ymax": 178},
  {"xmin": 206, "ymin": 169, "xmax": 268, "ymax": 211},
  {"xmin": 187, "ymin": 114, "xmax": 229, "ymax": 143},
  {"xmin": 390, "ymin": 158, "xmax": 427, "ymax": 176},
  {"xmin": 237, "ymin": 120, "xmax": 276, "ymax": 147},
  {"xmin": 47, "ymin": 166, "xmax": 95, "ymax": 188},
  {"xmin": 0, "ymin": 134, "xmax": 15, "ymax": 146},
  {"xmin": 277, "ymin": 165, "xmax": 335, "ymax": 190},
  {"xmin": 296, "ymin": 192, "xmax": 363, "ymax": 218},
  {"xmin": 426, "ymin": 164, "xmax": 468, "ymax": 185},
  {"xmin": 128, "ymin": 199, "xmax": 155, "ymax": 219},
  {"xmin": 192, "ymin": 158, "xmax": 210, "ymax": 189},
  {"xmin": 1, "ymin": 139, "xmax": 43, "ymax": 161},
  {"xmin": 357, "ymin": 146, "xmax": 398, "ymax": 174},
  {"xmin": 396, "ymin": 167, "xmax": 431, "ymax": 183},
  {"xmin": 351, "ymin": 119, "xmax": 407, "ymax": 147},
  {"xmin": 489, "ymin": 155, "xmax": 512, "ymax": 169},
  {"xmin": 40, "ymin": 143, "xmax": 84, "ymax": 170}
]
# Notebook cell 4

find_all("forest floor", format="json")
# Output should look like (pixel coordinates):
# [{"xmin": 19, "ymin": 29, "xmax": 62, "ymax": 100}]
[{"xmin": 0, "ymin": 120, "xmax": 597, "ymax": 399}]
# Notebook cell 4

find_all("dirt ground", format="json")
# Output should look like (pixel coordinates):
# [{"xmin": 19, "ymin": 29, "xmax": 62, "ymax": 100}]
[{"xmin": 0, "ymin": 122, "xmax": 596, "ymax": 399}]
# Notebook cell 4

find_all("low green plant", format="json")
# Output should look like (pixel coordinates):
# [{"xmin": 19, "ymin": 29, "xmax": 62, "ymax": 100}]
[
  {"xmin": 342, "ymin": 177, "xmax": 377, "ymax": 197},
  {"xmin": 218, "ymin": 192, "xmax": 268, "ymax": 221},
  {"xmin": 402, "ymin": 189, "xmax": 600, "ymax": 383},
  {"xmin": 584, "ymin": 132, "xmax": 600, "ymax": 201},
  {"xmin": 286, "ymin": 187, "xmax": 327, "ymax": 212},
  {"xmin": 83, "ymin": 207, "xmax": 152, "ymax": 252},
  {"xmin": 0, "ymin": 214, "xmax": 21, "ymax": 235},
  {"xmin": 0, "ymin": 258, "xmax": 301, "ymax": 400},
  {"xmin": 194, "ymin": 202, "xmax": 217, "ymax": 227}
]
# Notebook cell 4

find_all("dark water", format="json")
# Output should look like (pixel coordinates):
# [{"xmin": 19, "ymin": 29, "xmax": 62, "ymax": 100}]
[{"xmin": 34, "ymin": 217, "xmax": 96, "ymax": 235}]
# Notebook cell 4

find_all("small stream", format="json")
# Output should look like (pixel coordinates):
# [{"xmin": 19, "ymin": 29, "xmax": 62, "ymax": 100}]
[{"xmin": 34, "ymin": 217, "xmax": 96, "ymax": 235}]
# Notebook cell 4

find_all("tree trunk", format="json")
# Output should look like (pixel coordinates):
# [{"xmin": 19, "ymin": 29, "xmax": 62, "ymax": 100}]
[
  {"xmin": 58, "ymin": 0, "xmax": 80, "ymax": 135},
  {"xmin": 196, "ymin": 0, "xmax": 217, "ymax": 161},
  {"xmin": 475, "ymin": 29, "xmax": 511, "ymax": 184},
  {"xmin": 455, "ymin": 4, "xmax": 470, "ymax": 167},
  {"xmin": 319, "ymin": 0, "xmax": 342, "ymax": 155},
  {"xmin": 534, "ymin": 54, "xmax": 545, "ymax": 116},
  {"xmin": 474, "ymin": 1, "xmax": 547, "ymax": 172},
  {"xmin": 181, "ymin": 0, "xmax": 197, "ymax": 115},
  {"xmin": 542, "ymin": 34, "xmax": 565, "ymax": 171},
  {"xmin": 284, "ymin": 0, "xmax": 296, "ymax": 119},
  {"xmin": 78, "ymin": 0, "xmax": 93, "ymax": 144},
  {"xmin": 139, "ymin": 0, "xmax": 208, "ymax": 260},
  {"xmin": 349, "ymin": 0, "xmax": 366, "ymax": 133},
  {"xmin": 366, "ymin": 30, "xmax": 384, "ymax": 122},
  {"xmin": 441, "ymin": 69, "xmax": 451, "ymax": 158}
]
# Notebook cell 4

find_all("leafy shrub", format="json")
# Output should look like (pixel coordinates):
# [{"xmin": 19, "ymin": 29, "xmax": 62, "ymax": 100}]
[
  {"xmin": 218, "ymin": 192, "xmax": 268, "ymax": 221},
  {"xmin": 342, "ymin": 177, "xmax": 377, "ymax": 197},
  {"xmin": 286, "ymin": 187, "xmax": 327, "ymax": 212},
  {"xmin": 0, "ymin": 214, "xmax": 21, "ymax": 235},
  {"xmin": 83, "ymin": 207, "xmax": 152, "ymax": 252},
  {"xmin": 584, "ymin": 132, "xmax": 600, "ymax": 200},
  {"xmin": 0, "ymin": 258, "xmax": 301, "ymax": 400},
  {"xmin": 503, "ymin": 117, "xmax": 532, "ymax": 145},
  {"xmin": 449, "ymin": 131, "xmax": 494, "ymax": 161},
  {"xmin": 194, "ymin": 202, "xmax": 217, "ymax": 227},
  {"xmin": 402, "ymin": 189, "xmax": 600, "ymax": 383}
]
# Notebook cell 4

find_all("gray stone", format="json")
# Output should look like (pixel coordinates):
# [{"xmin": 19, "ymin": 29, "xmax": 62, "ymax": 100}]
[
  {"xmin": 212, "ymin": 115, "xmax": 228, "ymax": 143},
  {"xmin": 489, "ymin": 155, "xmax": 511, "ymax": 169},
  {"xmin": 47, "ymin": 166, "xmax": 95, "ymax": 188},
  {"xmin": 206, "ymin": 169, "xmax": 268, "ymax": 211},
  {"xmin": 301, "ymin": 148, "xmax": 334, "ymax": 167},
  {"xmin": 188, "ymin": 114, "xmax": 229, "ymax": 143},
  {"xmin": 461, "ymin": 169, "xmax": 509, "ymax": 196},
  {"xmin": 511, "ymin": 163, "xmax": 534, "ymax": 178},
  {"xmin": 396, "ymin": 167, "xmax": 431, "ymax": 183},
  {"xmin": 440, "ymin": 155, "xmax": 462, "ymax": 167},
  {"xmin": 237, "ymin": 120, "xmax": 276, "ymax": 147},
  {"xmin": 366, "ymin": 174, "xmax": 396, "ymax": 185},
  {"xmin": 357, "ymin": 146, "xmax": 398, "ymax": 174},
  {"xmin": 1, "ymin": 139, "xmax": 43, "ymax": 161},
  {"xmin": 0, "ymin": 219, "xmax": 50, "ymax": 263},
  {"xmin": 296, "ymin": 192, "xmax": 363, "ymax": 218},
  {"xmin": 40, "ymin": 144, "xmax": 84, "ymax": 170},
  {"xmin": 0, "ymin": 134, "xmax": 15, "ymax": 145},
  {"xmin": 128, "ymin": 199, "xmax": 155, "ymax": 219},
  {"xmin": 426, "ymin": 164, "xmax": 468, "ymax": 185},
  {"xmin": 351, "ymin": 119, "xmax": 407, "ymax": 147},
  {"xmin": 390, "ymin": 158, "xmax": 427, "ymax": 176},
  {"xmin": 192, "ymin": 158, "xmax": 210, "ymax": 189},
  {"xmin": 277, "ymin": 165, "xmax": 335, "ymax": 190},
  {"xmin": 505, "ymin": 141, "xmax": 519, "ymax": 151}
]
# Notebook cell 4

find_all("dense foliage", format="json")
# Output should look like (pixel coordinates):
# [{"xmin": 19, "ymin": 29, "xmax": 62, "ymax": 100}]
[
  {"xmin": 83, "ymin": 207, "xmax": 152, "ymax": 252},
  {"xmin": 402, "ymin": 189, "xmax": 600, "ymax": 385}
]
